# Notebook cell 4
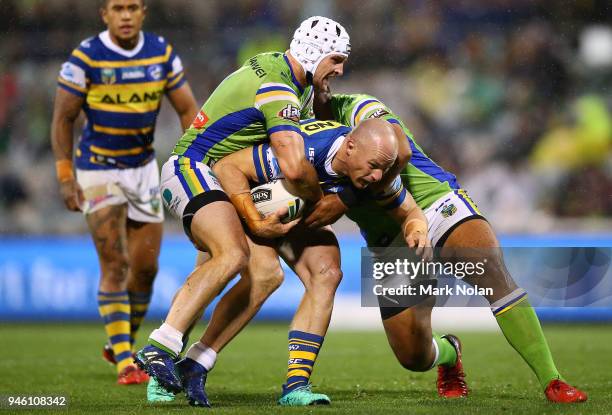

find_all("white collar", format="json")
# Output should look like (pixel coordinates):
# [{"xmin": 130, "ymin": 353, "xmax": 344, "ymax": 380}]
[
  {"xmin": 324, "ymin": 135, "xmax": 346, "ymax": 177},
  {"xmin": 99, "ymin": 30, "xmax": 145, "ymax": 58}
]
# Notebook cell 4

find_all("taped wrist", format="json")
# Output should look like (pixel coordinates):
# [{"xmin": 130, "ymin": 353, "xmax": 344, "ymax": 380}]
[
  {"xmin": 403, "ymin": 218, "xmax": 428, "ymax": 236},
  {"xmin": 55, "ymin": 159, "xmax": 74, "ymax": 183}
]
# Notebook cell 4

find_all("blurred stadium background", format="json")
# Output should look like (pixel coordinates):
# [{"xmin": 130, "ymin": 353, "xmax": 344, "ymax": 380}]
[{"xmin": 0, "ymin": 0, "xmax": 611, "ymax": 327}]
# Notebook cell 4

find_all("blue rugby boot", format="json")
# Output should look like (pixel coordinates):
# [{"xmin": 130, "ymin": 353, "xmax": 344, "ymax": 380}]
[
  {"xmin": 134, "ymin": 345, "xmax": 182, "ymax": 394},
  {"xmin": 177, "ymin": 358, "xmax": 211, "ymax": 408}
]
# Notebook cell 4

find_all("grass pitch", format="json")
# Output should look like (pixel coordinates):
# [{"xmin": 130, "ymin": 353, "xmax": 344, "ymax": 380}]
[{"xmin": 1, "ymin": 322, "xmax": 610, "ymax": 414}]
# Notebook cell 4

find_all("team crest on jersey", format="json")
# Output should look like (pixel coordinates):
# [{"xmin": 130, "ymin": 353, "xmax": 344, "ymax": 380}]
[
  {"xmin": 278, "ymin": 104, "xmax": 300, "ymax": 123},
  {"xmin": 121, "ymin": 66, "xmax": 145, "ymax": 80},
  {"xmin": 101, "ymin": 68, "xmax": 116, "ymax": 85},
  {"xmin": 251, "ymin": 188, "xmax": 272, "ymax": 204},
  {"xmin": 147, "ymin": 64, "xmax": 163, "ymax": 80},
  {"xmin": 441, "ymin": 203, "xmax": 457, "ymax": 218},
  {"xmin": 192, "ymin": 111, "xmax": 209, "ymax": 129},
  {"xmin": 368, "ymin": 108, "xmax": 390, "ymax": 119}
]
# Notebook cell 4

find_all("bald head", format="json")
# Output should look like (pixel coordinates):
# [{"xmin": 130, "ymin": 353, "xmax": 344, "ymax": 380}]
[
  {"xmin": 340, "ymin": 118, "xmax": 399, "ymax": 189},
  {"xmin": 351, "ymin": 118, "xmax": 398, "ymax": 165}
]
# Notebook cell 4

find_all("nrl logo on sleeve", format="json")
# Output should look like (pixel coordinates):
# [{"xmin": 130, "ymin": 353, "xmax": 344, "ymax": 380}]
[
  {"xmin": 278, "ymin": 104, "xmax": 300, "ymax": 123},
  {"xmin": 368, "ymin": 108, "xmax": 390, "ymax": 119},
  {"xmin": 251, "ymin": 188, "xmax": 272, "ymax": 204}
]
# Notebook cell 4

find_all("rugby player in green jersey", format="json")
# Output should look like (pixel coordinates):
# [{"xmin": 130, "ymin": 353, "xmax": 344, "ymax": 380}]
[
  {"xmin": 135, "ymin": 17, "xmax": 356, "ymax": 405},
  {"xmin": 321, "ymin": 93, "xmax": 587, "ymax": 403},
  {"xmin": 51, "ymin": 0, "xmax": 198, "ymax": 385}
]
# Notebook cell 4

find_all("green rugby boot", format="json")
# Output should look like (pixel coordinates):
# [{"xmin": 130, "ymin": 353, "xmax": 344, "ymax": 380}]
[
  {"xmin": 147, "ymin": 377, "xmax": 175, "ymax": 403},
  {"xmin": 278, "ymin": 384, "xmax": 330, "ymax": 406}
]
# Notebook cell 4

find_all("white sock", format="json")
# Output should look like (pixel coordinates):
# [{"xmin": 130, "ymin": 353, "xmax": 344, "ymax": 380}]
[
  {"xmin": 149, "ymin": 323, "xmax": 184, "ymax": 356},
  {"xmin": 185, "ymin": 341, "xmax": 218, "ymax": 371},
  {"xmin": 428, "ymin": 337, "xmax": 440, "ymax": 370}
]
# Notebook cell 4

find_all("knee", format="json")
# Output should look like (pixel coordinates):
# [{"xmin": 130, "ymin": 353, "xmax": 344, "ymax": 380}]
[
  {"xmin": 217, "ymin": 247, "xmax": 249, "ymax": 281},
  {"xmin": 304, "ymin": 263, "xmax": 342, "ymax": 298},
  {"xmin": 317, "ymin": 264, "xmax": 343, "ymax": 292},
  {"xmin": 258, "ymin": 263, "xmax": 284, "ymax": 292},
  {"xmin": 251, "ymin": 264, "xmax": 284, "ymax": 303},
  {"xmin": 131, "ymin": 262, "xmax": 158, "ymax": 285}
]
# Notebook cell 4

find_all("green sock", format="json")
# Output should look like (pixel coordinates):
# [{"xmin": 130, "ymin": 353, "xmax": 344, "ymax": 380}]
[
  {"xmin": 149, "ymin": 339, "xmax": 178, "ymax": 359},
  {"xmin": 494, "ymin": 294, "xmax": 561, "ymax": 388},
  {"xmin": 433, "ymin": 333, "xmax": 457, "ymax": 367}
]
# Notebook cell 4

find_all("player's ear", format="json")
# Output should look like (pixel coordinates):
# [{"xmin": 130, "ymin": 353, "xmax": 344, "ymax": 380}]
[
  {"xmin": 346, "ymin": 137, "xmax": 355, "ymax": 154},
  {"xmin": 100, "ymin": 5, "xmax": 108, "ymax": 24}
]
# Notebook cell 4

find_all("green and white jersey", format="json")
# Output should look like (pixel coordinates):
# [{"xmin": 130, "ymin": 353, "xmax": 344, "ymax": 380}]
[
  {"xmin": 331, "ymin": 94, "xmax": 461, "ymax": 247},
  {"xmin": 173, "ymin": 52, "xmax": 313, "ymax": 164}
]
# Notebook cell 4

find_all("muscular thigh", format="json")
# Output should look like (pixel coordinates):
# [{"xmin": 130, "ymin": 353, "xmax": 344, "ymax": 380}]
[
  {"xmin": 86, "ymin": 204, "xmax": 128, "ymax": 264},
  {"xmin": 160, "ymin": 154, "xmax": 246, "ymax": 255},
  {"xmin": 278, "ymin": 224, "xmax": 340, "ymax": 286},
  {"xmin": 190, "ymin": 200, "xmax": 249, "ymax": 257},
  {"xmin": 442, "ymin": 218, "xmax": 517, "ymax": 298}
]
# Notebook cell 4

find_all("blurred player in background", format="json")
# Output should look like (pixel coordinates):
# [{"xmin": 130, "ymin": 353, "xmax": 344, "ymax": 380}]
[
  {"xmin": 50, "ymin": 0, "xmax": 198, "ymax": 385},
  {"xmin": 319, "ymin": 92, "xmax": 587, "ymax": 403},
  {"xmin": 134, "ymin": 16, "xmax": 351, "ymax": 403}
]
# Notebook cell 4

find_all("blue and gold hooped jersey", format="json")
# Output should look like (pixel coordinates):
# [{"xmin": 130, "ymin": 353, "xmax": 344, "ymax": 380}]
[
  {"xmin": 251, "ymin": 119, "xmax": 407, "ymax": 209},
  {"xmin": 58, "ymin": 30, "xmax": 186, "ymax": 170}
]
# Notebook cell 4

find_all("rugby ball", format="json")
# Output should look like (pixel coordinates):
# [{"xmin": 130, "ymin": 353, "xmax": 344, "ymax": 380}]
[{"xmin": 250, "ymin": 179, "xmax": 305, "ymax": 224}]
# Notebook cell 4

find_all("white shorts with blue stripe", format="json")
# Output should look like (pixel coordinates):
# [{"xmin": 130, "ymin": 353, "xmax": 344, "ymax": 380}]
[{"xmin": 424, "ymin": 189, "xmax": 484, "ymax": 247}]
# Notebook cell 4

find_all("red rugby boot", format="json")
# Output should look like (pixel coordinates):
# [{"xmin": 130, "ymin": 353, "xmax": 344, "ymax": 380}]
[
  {"xmin": 437, "ymin": 334, "xmax": 468, "ymax": 398},
  {"xmin": 117, "ymin": 364, "xmax": 150, "ymax": 385},
  {"xmin": 545, "ymin": 379, "xmax": 587, "ymax": 403},
  {"xmin": 102, "ymin": 343, "xmax": 116, "ymax": 365}
]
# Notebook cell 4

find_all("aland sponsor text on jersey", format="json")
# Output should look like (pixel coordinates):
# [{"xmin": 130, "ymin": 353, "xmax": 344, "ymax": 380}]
[{"xmin": 58, "ymin": 31, "xmax": 186, "ymax": 170}]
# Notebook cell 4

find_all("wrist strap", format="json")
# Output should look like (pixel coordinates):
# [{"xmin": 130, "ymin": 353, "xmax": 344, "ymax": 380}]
[
  {"xmin": 55, "ymin": 160, "xmax": 74, "ymax": 183},
  {"xmin": 403, "ymin": 218, "xmax": 428, "ymax": 235}
]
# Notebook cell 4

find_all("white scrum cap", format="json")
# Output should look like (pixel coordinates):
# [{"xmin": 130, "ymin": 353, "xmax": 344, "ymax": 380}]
[{"xmin": 289, "ymin": 16, "xmax": 350, "ymax": 80}]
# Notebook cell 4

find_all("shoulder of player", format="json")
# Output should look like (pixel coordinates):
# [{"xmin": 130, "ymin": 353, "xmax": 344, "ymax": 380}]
[
  {"xmin": 252, "ymin": 53, "xmax": 299, "ymax": 92},
  {"xmin": 68, "ymin": 34, "xmax": 101, "ymax": 62},
  {"xmin": 350, "ymin": 94, "xmax": 398, "ymax": 126},
  {"xmin": 142, "ymin": 32, "xmax": 176, "ymax": 58}
]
